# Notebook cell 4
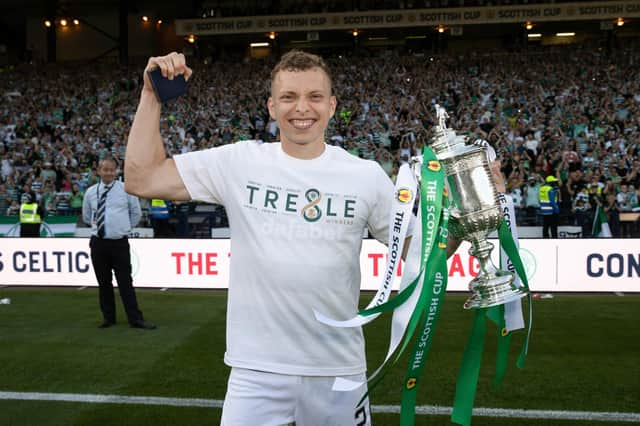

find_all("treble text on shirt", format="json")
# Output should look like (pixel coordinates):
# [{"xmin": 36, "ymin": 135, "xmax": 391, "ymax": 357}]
[{"xmin": 245, "ymin": 184, "xmax": 357, "ymax": 223}]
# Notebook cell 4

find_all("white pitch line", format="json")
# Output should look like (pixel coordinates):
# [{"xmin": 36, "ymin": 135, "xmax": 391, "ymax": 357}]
[
  {"xmin": 0, "ymin": 391, "xmax": 222, "ymax": 408},
  {"xmin": 373, "ymin": 405, "xmax": 640, "ymax": 422},
  {"xmin": 1, "ymin": 391, "xmax": 639, "ymax": 422}
]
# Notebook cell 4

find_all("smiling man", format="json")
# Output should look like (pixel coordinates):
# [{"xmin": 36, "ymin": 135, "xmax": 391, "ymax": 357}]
[
  {"xmin": 125, "ymin": 50, "xmax": 403, "ymax": 425},
  {"xmin": 267, "ymin": 56, "xmax": 336, "ymax": 159}
]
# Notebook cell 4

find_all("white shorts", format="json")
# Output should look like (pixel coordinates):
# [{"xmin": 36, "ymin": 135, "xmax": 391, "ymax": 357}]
[{"xmin": 221, "ymin": 367, "xmax": 372, "ymax": 426}]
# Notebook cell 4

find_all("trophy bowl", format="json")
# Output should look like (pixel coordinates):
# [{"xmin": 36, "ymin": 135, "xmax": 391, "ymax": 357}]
[{"xmin": 425, "ymin": 105, "xmax": 528, "ymax": 309}]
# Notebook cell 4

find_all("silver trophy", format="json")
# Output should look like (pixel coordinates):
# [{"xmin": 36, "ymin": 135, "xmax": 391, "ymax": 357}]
[{"xmin": 413, "ymin": 105, "xmax": 527, "ymax": 309}]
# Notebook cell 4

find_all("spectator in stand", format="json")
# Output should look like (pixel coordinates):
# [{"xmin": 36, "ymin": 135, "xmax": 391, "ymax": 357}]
[
  {"xmin": 572, "ymin": 186, "xmax": 592, "ymax": 236},
  {"xmin": 6, "ymin": 199, "xmax": 19, "ymax": 216},
  {"xmin": 85, "ymin": 168, "xmax": 100, "ymax": 189},
  {"xmin": 69, "ymin": 183, "xmax": 84, "ymax": 216},
  {"xmin": 41, "ymin": 180, "xmax": 57, "ymax": 214},
  {"xmin": 587, "ymin": 173, "xmax": 604, "ymax": 203},
  {"xmin": 508, "ymin": 182, "xmax": 524, "ymax": 220},
  {"xmin": 608, "ymin": 166, "xmax": 623, "ymax": 189},
  {"xmin": 616, "ymin": 183, "xmax": 636, "ymax": 237},
  {"xmin": 603, "ymin": 193, "xmax": 621, "ymax": 237},
  {"xmin": 616, "ymin": 183, "xmax": 634, "ymax": 212},
  {"xmin": 625, "ymin": 159, "xmax": 640, "ymax": 188},
  {"xmin": 523, "ymin": 175, "xmax": 542, "ymax": 225},
  {"xmin": 524, "ymin": 133, "xmax": 539, "ymax": 161},
  {"xmin": 1, "ymin": 154, "xmax": 13, "ymax": 179},
  {"xmin": 41, "ymin": 161, "xmax": 57, "ymax": 183},
  {"xmin": 628, "ymin": 185, "xmax": 639, "ymax": 214},
  {"xmin": 56, "ymin": 191, "xmax": 71, "ymax": 215},
  {"xmin": 0, "ymin": 183, "xmax": 10, "ymax": 213}
]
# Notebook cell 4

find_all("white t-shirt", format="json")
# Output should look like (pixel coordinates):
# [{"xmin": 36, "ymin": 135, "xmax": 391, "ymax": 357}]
[
  {"xmin": 174, "ymin": 141, "xmax": 393, "ymax": 376},
  {"xmin": 524, "ymin": 138, "xmax": 539, "ymax": 155}
]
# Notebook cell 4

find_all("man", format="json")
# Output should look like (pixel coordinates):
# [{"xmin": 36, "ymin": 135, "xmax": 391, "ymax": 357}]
[
  {"xmin": 0, "ymin": 183, "xmax": 11, "ymax": 214},
  {"xmin": 523, "ymin": 175, "xmax": 541, "ymax": 225},
  {"xmin": 616, "ymin": 183, "xmax": 635, "ymax": 237},
  {"xmin": 19, "ymin": 191, "xmax": 44, "ymax": 237},
  {"xmin": 125, "ymin": 51, "xmax": 462, "ymax": 425},
  {"xmin": 82, "ymin": 156, "xmax": 156, "ymax": 330},
  {"xmin": 539, "ymin": 175, "xmax": 560, "ymax": 238}
]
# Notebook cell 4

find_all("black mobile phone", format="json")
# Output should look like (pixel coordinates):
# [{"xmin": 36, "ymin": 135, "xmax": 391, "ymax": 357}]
[{"xmin": 147, "ymin": 67, "xmax": 188, "ymax": 104}]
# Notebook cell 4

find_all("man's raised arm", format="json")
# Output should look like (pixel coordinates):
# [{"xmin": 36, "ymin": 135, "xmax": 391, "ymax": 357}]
[{"xmin": 125, "ymin": 52, "xmax": 192, "ymax": 201}]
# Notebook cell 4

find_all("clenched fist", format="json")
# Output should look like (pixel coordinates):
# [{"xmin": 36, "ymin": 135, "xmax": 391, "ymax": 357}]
[{"xmin": 142, "ymin": 52, "xmax": 193, "ymax": 95}]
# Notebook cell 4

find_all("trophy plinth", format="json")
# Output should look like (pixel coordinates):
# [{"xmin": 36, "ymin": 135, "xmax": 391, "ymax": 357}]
[
  {"xmin": 424, "ymin": 105, "xmax": 527, "ymax": 309},
  {"xmin": 463, "ymin": 237, "xmax": 527, "ymax": 309}
]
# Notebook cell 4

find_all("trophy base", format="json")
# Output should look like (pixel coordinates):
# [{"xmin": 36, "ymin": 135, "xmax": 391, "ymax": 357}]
[{"xmin": 463, "ymin": 271, "xmax": 528, "ymax": 310}]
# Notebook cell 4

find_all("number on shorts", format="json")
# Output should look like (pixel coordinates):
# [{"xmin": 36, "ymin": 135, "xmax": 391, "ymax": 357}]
[{"xmin": 354, "ymin": 406, "xmax": 367, "ymax": 426}]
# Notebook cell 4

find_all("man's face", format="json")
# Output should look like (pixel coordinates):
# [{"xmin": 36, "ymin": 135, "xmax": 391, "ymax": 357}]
[
  {"xmin": 268, "ymin": 68, "xmax": 336, "ymax": 151},
  {"xmin": 98, "ymin": 160, "xmax": 116, "ymax": 184}
]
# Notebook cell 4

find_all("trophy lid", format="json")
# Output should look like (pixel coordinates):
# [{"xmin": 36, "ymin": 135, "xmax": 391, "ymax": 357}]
[{"xmin": 429, "ymin": 105, "xmax": 483, "ymax": 160}]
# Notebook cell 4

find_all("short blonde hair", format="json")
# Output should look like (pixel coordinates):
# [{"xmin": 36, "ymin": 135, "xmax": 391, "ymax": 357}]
[{"xmin": 271, "ymin": 50, "xmax": 333, "ymax": 94}]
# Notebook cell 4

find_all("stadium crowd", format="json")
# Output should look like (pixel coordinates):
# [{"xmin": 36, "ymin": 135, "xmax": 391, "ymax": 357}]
[{"xmin": 0, "ymin": 40, "xmax": 639, "ymax": 236}]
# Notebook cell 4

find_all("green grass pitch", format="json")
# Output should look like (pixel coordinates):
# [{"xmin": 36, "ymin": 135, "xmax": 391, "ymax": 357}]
[{"xmin": 0, "ymin": 287, "xmax": 638, "ymax": 425}]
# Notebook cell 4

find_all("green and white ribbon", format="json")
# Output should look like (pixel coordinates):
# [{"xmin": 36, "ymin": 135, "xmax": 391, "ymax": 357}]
[
  {"xmin": 331, "ymin": 148, "xmax": 450, "ymax": 402},
  {"xmin": 451, "ymin": 198, "xmax": 533, "ymax": 426},
  {"xmin": 399, "ymin": 196, "xmax": 450, "ymax": 425},
  {"xmin": 363, "ymin": 148, "xmax": 447, "ymax": 390}
]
